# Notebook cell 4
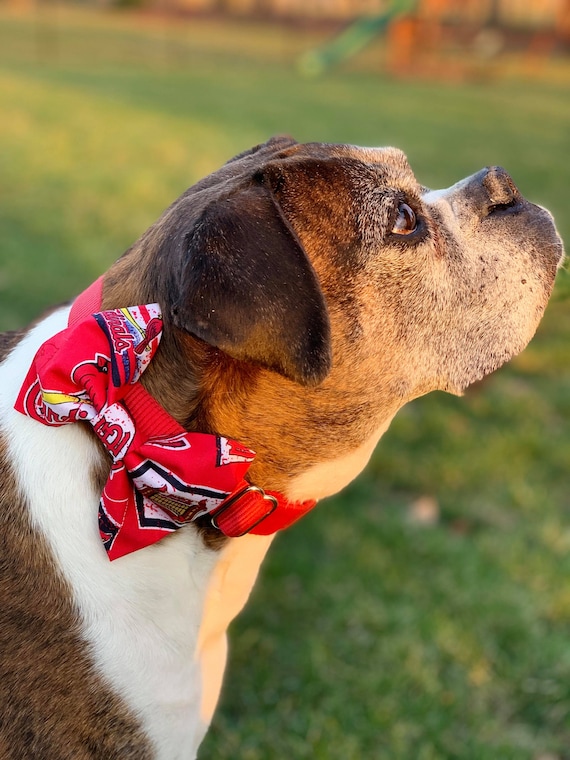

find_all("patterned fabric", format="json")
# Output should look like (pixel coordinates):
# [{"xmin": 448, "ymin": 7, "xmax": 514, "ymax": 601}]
[{"xmin": 14, "ymin": 304, "xmax": 256, "ymax": 560}]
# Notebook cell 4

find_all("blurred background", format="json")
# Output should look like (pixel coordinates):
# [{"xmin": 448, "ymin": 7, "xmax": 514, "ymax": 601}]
[{"xmin": 1, "ymin": 0, "xmax": 569, "ymax": 757}]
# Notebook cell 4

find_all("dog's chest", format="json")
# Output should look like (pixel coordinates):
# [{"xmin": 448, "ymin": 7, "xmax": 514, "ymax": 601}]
[{"xmin": 0, "ymin": 308, "xmax": 271, "ymax": 759}]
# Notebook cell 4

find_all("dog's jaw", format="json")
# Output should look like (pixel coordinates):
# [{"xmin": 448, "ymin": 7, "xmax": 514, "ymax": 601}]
[{"xmin": 420, "ymin": 173, "xmax": 564, "ymax": 394}]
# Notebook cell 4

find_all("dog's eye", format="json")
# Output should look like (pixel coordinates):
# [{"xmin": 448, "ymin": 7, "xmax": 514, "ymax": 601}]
[{"xmin": 392, "ymin": 203, "xmax": 417, "ymax": 235}]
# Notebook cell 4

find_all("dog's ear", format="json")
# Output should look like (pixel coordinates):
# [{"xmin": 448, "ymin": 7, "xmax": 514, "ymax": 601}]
[{"xmin": 171, "ymin": 180, "xmax": 331, "ymax": 386}]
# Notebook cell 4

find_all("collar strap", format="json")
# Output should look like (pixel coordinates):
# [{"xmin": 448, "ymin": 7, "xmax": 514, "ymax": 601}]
[
  {"xmin": 15, "ymin": 277, "xmax": 316, "ymax": 559},
  {"xmin": 108, "ymin": 379, "xmax": 312, "ymax": 540}
]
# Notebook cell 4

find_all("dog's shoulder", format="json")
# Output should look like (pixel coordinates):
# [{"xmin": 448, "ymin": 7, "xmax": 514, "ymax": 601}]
[{"xmin": 0, "ymin": 320, "xmax": 156, "ymax": 759}]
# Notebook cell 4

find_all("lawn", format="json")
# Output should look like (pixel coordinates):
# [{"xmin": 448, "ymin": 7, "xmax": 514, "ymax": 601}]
[{"xmin": 0, "ymin": 8, "xmax": 569, "ymax": 758}]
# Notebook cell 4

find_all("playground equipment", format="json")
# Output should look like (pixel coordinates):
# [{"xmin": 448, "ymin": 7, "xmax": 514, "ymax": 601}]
[
  {"xmin": 298, "ymin": 0, "xmax": 570, "ymax": 78},
  {"xmin": 298, "ymin": 0, "xmax": 416, "ymax": 76}
]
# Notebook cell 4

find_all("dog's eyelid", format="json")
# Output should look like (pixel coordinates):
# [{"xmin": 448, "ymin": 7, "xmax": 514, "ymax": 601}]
[
  {"xmin": 388, "ymin": 187, "xmax": 421, "ymax": 207},
  {"xmin": 388, "ymin": 191, "xmax": 420, "ymax": 219}
]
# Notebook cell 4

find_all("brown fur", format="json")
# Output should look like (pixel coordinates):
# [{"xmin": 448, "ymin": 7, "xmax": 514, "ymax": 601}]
[
  {"xmin": 0, "ymin": 433, "xmax": 154, "ymax": 758},
  {"xmin": 0, "ymin": 331, "xmax": 25, "ymax": 360},
  {"xmin": 0, "ymin": 323, "xmax": 152, "ymax": 757}
]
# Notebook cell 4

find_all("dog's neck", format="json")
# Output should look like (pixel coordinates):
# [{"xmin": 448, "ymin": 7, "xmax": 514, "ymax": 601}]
[
  {"xmin": 122, "ymin": 325, "xmax": 309, "ymax": 494},
  {"xmin": 100, "ymin": 268, "xmax": 402, "ymax": 502},
  {"xmin": 99, "ymin": 268, "xmax": 307, "ymax": 492}
]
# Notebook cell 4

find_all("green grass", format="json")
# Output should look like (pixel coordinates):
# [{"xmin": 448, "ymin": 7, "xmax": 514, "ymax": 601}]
[{"xmin": 0, "ymin": 8, "xmax": 569, "ymax": 758}]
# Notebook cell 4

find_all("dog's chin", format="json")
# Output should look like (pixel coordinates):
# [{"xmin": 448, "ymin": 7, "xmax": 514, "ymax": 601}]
[{"xmin": 442, "ymin": 323, "xmax": 544, "ymax": 397}]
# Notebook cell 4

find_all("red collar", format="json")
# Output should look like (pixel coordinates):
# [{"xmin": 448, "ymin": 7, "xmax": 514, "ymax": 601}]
[{"xmin": 15, "ymin": 277, "xmax": 316, "ymax": 559}]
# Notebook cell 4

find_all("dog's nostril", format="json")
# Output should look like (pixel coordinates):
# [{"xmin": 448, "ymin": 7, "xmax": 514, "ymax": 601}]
[
  {"xmin": 487, "ymin": 197, "xmax": 518, "ymax": 215},
  {"xmin": 482, "ymin": 166, "xmax": 520, "ymax": 215}
]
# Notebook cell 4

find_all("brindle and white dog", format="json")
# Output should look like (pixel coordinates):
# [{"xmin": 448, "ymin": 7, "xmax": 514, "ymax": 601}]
[{"xmin": 0, "ymin": 137, "xmax": 563, "ymax": 759}]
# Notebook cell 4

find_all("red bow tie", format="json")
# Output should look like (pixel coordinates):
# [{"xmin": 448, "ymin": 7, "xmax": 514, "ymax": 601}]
[{"xmin": 15, "ymin": 278, "xmax": 316, "ymax": 560}]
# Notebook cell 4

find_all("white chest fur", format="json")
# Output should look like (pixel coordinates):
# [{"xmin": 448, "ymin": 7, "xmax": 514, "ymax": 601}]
[{"xmin": 0, "ymin": 309, "xmax": 272, "ymax": 759}]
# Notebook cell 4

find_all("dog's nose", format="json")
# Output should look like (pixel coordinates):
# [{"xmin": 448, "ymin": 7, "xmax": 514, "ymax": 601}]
[
  {"xmin": 482, "ymin": 166, "xmax": 520, "ymax": 208},
  {"xmin": 467, "ymin": 166, "xmax": 521, "ymax": 218}
]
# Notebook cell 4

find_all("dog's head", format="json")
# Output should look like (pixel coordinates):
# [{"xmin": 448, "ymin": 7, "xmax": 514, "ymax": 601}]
[{"xmin": 105, "ymin": 137, "xmax": 563, "ymax": 499}]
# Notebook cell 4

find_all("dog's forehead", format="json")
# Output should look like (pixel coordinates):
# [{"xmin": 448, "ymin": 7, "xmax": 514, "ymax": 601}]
[
  {"xmin": 331, "ymin": 144, "xmax": 414, "ymax": 171},
  {"xmin": 279, "ymin": 142, "xmax": 417, "ymax": 182},
  {"xmin": 225, "ymin": 140, "xmax": 419, "ymax": 190},
  {"xmin": 332, "ymin": 144, "xmax": 420, "ymax": 192}
]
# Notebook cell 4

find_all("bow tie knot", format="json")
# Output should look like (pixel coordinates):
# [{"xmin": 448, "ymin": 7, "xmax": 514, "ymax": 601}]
[{"xmin": 15, "ymin": 303, "xmax": 257, "ymax": 559}]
